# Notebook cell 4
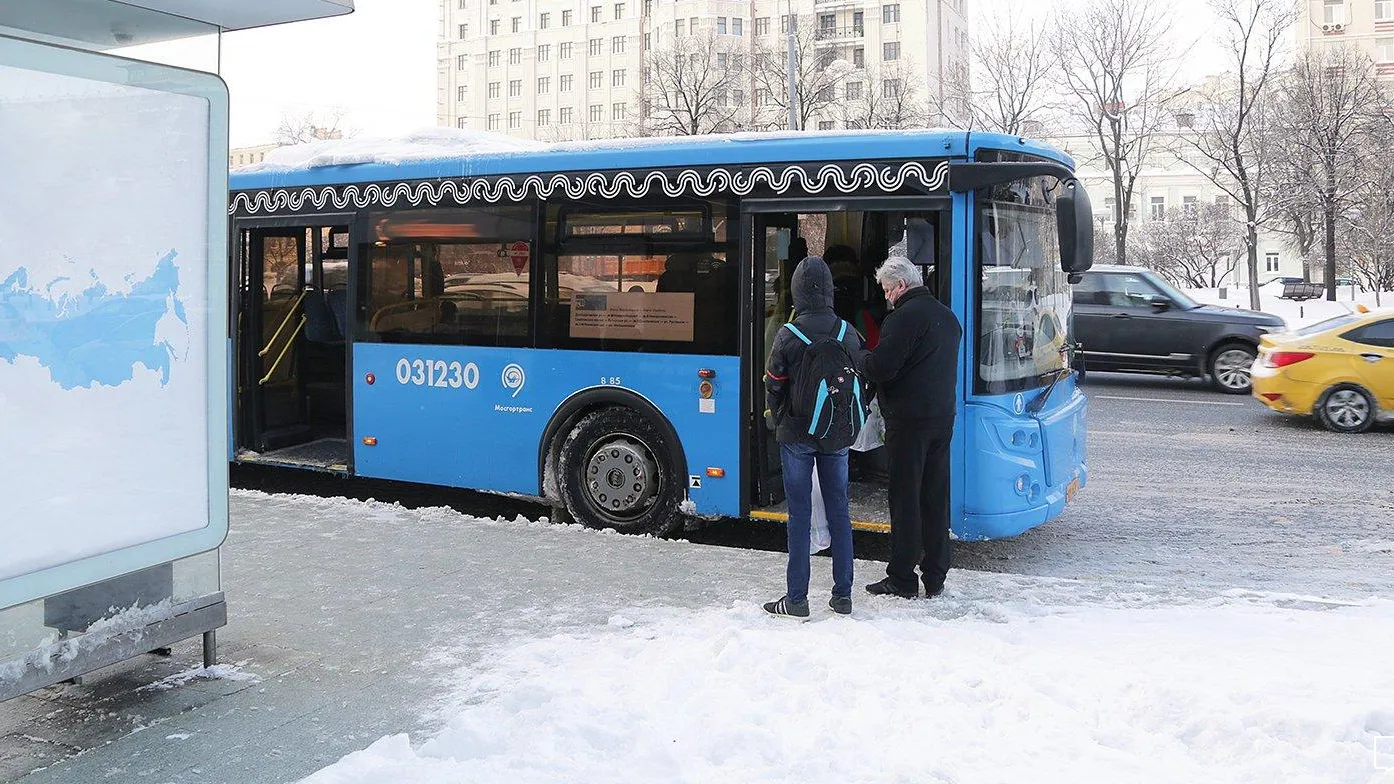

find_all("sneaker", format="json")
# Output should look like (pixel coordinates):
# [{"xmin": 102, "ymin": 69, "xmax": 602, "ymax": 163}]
[
  {"xmin": 764, "ymin": 596, "xmax": 810, "ymax": 618},
  {"xmin": 865, "ymin": 578, "xmax": 917, "ymax": 599},
  {"xmin": 829, "ymin": 596, "xmax": 852, "ymax": 615}
]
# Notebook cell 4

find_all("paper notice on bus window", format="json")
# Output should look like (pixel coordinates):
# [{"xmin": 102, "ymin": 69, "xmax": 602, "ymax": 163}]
[{"xmin": 570, "ymin": 292, "xmax": 695, "ymax": 342}]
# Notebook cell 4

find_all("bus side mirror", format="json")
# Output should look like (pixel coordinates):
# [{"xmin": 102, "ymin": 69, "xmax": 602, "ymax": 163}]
[{"xmin": 1057, "ymin": 179, "xmax": 1094, "ymax": 275}]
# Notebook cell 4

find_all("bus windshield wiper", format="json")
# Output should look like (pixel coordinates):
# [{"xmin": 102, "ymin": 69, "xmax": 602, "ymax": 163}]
[{"xmin": 1027, "ymin": 367, "xmax": 1073, "ymax": 415}]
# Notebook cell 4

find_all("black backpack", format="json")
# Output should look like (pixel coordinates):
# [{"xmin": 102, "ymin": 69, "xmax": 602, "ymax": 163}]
[{"xmin": 783, "ymin": 321, "xmax": 869, "ymax": 452}]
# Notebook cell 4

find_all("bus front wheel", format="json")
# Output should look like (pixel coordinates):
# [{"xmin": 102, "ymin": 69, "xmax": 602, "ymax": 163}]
[{"xmin": 557, "ymin": 407, "xmax": 684, "ymax": 537}]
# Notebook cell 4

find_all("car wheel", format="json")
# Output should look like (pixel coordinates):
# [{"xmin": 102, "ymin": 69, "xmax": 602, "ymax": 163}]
[
  {"xmin": 1315, "ymin": 384, "xmax": 1375, "ymax": 434},
  {"xmin": 558, "ymin": 407, "xmax": 684, "ymax": 536},
  {"xmin": 1208, "ymin": 343, "xmax": 1256, "ymax": 394}
]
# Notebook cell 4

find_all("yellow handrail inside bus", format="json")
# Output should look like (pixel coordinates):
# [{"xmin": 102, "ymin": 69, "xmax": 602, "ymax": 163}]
[
  {"xmin": 259, "ymin": 315, "xmax": 306, "ymax": 385},
  {"xmin": 258, "ymin": 289, "xmax": 308, "ymax": 358}
]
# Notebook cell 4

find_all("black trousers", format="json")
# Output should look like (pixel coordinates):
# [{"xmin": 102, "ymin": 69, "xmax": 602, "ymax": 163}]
[{"xmin": 884, "ymin": 417, "xmax": 954, "ymax": 591}]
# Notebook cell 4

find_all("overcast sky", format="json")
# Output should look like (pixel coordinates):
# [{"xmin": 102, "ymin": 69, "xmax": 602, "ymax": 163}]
[{"xmin": 211, "ymin": 0, "xmax": 1234, "ymax": 148}]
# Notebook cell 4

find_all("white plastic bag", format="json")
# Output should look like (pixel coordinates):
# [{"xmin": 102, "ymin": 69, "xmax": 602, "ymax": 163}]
[
  {"xmin": 851, "ymin": 397, "xmax": 885, "ymax": 452},
  {"xmin": 809, "ymin": 469, "xmax": 832, "ymax": 554}
]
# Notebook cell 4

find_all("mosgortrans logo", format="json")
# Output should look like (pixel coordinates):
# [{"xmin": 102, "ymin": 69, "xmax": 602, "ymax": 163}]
[{"xmin": 501, "ymin": 363, "xmax": 526, "ymax": 398}]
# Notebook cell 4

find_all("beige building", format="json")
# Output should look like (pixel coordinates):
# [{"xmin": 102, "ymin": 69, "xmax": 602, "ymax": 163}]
[
  {"xmin": 1299, "ymin": 0, "xmax": 1394, "ymax": 79},
  {"xmin": 436, "ymin": 0, "xmax": 968, "ymax": 140},
  {"xmin": 230, "ymin": 143, "xmax": 280, "ymax": 169}
]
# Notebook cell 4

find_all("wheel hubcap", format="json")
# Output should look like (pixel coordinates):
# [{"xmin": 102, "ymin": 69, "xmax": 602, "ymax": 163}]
[
  {"xmin": 584, "ymin": 435, "xmax": 659, "ymax": 521},
  {"xmin": 1214, "ymin": 349, "xmax": 1253, "ymax": 390},
  {"xmin": 1326, "ymin": 390, "xmax": 1369, "ymax": 429}
]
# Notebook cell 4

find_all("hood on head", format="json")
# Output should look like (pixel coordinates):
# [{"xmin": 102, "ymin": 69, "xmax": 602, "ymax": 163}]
[{"xmin": 792, "ymin": 256, "xmax": 833, "ymax": 313}]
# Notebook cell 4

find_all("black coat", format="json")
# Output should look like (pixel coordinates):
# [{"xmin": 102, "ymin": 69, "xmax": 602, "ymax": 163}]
[
  {"xmin": 858, "ymin": 286, "xmax": 961, "ymax": 423},
  {"xmin": 765, "ymin": 257, "xmax": 866, "ymax": 446}
]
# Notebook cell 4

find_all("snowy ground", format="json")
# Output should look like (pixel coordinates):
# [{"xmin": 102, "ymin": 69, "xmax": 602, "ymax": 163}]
[{"xmin": 1185, "ymin": 283, "xmax": 1391, "ymax": 328}]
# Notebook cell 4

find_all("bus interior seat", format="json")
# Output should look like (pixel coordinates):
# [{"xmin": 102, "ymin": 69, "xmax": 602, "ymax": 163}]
[
  {"xmin": 325, "ymin": 288, "xmax": 349, "ymax": 339},
  {"xmin": 303, "ymin": 290, "xmax": 343, "ymax": 344}
]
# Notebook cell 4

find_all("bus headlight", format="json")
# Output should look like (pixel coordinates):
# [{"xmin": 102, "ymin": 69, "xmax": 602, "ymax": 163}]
[{"xmin": 1014, "ymin": 474, "xmax": 1029, "ymax": 494}]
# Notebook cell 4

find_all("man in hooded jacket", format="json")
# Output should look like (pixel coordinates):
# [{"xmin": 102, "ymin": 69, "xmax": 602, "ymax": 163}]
[{"xmin": 762, "ymin": 257, "xmax": 865, "ymax": 618}]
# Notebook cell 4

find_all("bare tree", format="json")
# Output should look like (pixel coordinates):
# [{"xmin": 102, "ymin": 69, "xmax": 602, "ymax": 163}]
[
  {"xmin": 640, "ymin": 33, "xmax": 750, "ymax": 135},
  {"xmin": 948, "ymin": 12, "xmax": 1056, "ymax": 134},
  {"xmin": 847, "ymin": 60, "xmax": 929, "ymax": 130},
  {"xmin": 1133, "ymin": 204, "xmax": 1245, "ymax": 287},
  {"xmin": 1276, "ymin": 46, "xmax": 1388, "ymax": 300},
  {"xmin": 1339, "ymin": 140, "xmax": 1394, "ymax": 305},
  {"xmin": 752, "ymin": 16, "xmax": 854, "ymax": 130},
  {"xmin": 1175, "ymin": 0, "xmax": 1294, "ymax": 309},
  {"xmin": 274, "ymin": 108, "xmax": 352, "ymax": 146},
  {"xmin": 1053, "ymin": 0, "xmax": 1184, "ymax": 268}
]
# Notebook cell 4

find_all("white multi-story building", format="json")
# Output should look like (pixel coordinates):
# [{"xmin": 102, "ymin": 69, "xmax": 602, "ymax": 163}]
[
  {"xmin": 1054, "ymin": 130, "xmax": 1297, "ymax": 288},
  {"xmin": 437, "ymin": 0, "xmax": 968, "ymax": 140},
  {"xmin": 1299, "ymin": 0, "xmax": 1394, "ymax": 79}
]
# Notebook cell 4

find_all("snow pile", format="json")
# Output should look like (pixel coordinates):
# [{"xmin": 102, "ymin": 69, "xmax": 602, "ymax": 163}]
[
  {"xmin": 300, "ymin": 595, "xmax": 1394, "ymax": 784},
  {"xmin": 243, "ymin": 128, "xmax": 547, "ymax": 172},
  {"xmin": 139, "ymin": 661, "xmax": 261, "ymax": 691},
  {"xmin": 1185, "ymin": 284, "xmax": 1392, "ymax": 328}
]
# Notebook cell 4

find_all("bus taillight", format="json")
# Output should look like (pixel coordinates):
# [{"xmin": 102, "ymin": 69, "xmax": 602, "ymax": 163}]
[
  {"xmin": 362, "ymin": 437, "xmax": 378, "ymax": 446},
  {"xmin": 365, "ymin": 372, "xmax": 376, "ymax": 385},
  {"xmin": 698, "ymin": 368, "xmax": 716, "ymax": 379}
]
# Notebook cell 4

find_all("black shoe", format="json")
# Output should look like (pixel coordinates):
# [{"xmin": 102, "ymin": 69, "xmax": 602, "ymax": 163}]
[
  {"xmin": 829, "ymin": 596, "xmax": 852, "ymax": 615},
  {"xmin": 764, "ymin": 596, "xmax": 810, "ymax": 618},
  {"xmin": 923, "ymin": 582, "xmax": 944, "ymax": 598},
  {"xmin": 865, "ymin": 578, "xmax": 917, "ymax": 599}
]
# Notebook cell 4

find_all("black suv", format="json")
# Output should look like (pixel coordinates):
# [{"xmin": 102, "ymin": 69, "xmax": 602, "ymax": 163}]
[{"xmin": 1072, "ymin": 266, "xmax": 1287, "ymax": 393}]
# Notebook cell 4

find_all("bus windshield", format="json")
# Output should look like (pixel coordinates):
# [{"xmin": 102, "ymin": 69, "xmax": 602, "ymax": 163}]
[{"xmin": 977, "ymin": 175, "xmax": 1072, "ymax": 394}]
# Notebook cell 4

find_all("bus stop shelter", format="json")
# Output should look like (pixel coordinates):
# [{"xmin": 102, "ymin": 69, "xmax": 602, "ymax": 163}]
[{"xmin": 0, "ymin": 0, "xmax": 352, "ymax": 702}]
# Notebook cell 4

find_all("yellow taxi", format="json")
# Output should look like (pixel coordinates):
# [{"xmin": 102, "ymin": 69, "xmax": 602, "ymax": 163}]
[{"xmin": 1251, "ymin": 308, "xmax": 1394, "ymax": 432}]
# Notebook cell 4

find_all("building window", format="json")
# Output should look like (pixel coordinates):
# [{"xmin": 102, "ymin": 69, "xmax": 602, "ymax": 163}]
[
  {"xmin": 780, "ymin": 14, "xmax": 790, "ymax": 33},
  {"xmin": 733, "ymin": 88, "xmax": 744, "ymax": 105},
  {"xmin": 561, "ymin": 74, "xmax": 574, "ymax": 92},
  {"xmin": 563, "ymin": 9, "xmax": 573, "ymax": 26},
  {"xmin": 691, "ymin": 16, "xmax": 699, "ymax": 31},
  {"xmin": 540, "ymin": 12, "xmax": 550, "ymax": 28},
  {"xmin": 1323, "ymin": 0, "xmax": 1343, "ymax": 25},
  {"xmin": 509, "ymin": 79, "xmax": 522, "ymax": 97},
  {"xmin": 1215, "ymin": 194, "xmax": 1231, "ymax": 208},
  {"xmin": 718, "ymin": 53, "xmax": 728, "ymax": 68},
  {"xmin": 591, "ymin": 5, "xmax": 602, "ymax": 22},
  {"xmin": 457, "ymin": 54, "xmax": 468, "ymax": 70},
  {"xmin": 590, "ymin": 70, "xmax": 603, "ymax": 89},
  {"xmin": 538, "ymin": 44, "xmax": 551, "ymax": 61},
  {"xmin": 590, "ymin": 38, "xmax": 602, "ymax": 56},
  {"xmin": 1265, "ymin": 252, "xmax": 1279, "ymax": 272},
  {"xmin": 853, "ymin": 47, "xmax": 865, "ymax": 67},
  {"xmin": 539, "ymin": 76, "xmax": 551, "ymax": 93},
  {"xmin": 615, "ymin": 2, "xmax": 625, "ymax": 19},
  {"xmin": 1378, "ymin": 37, "xmax": 1394, "ymax": 62},
  {"xmin": 612, "ymin": 69, "xmax": 626, "ymax": 86},
  {"xmin": 1150, "ymin": 196, "xmax": 1166, "ymax": 220},
  {"xmin": 882, "ymin": 4, "xmax": 900, "ymax": 23},
  {"xmin": 538, "ymin": 109, "xmax": 551, "ymax": 125},
  {"xmin": 645, "ymin": 0, "xmax": 653, "ymax": 13},
  {"xmin": 733, "ymin": 18, "xmax": 743, "ymax": 35},
  {"xmin": 882, "ymin": 78, "xmax": 901, "ymax": 97},
  {"xmin": 560, "ymin": 106, "xmax": 575, "ymax": 124},
  {"xmin": 756, "ymin": 88, "xmax": 771, "ymax": 106},
  {"xmin": 488, "ymin": 113, "xmax": 501, "ymax": 130},
  {"xmin": 561, "ymin": 41, "xmax": 574, "ymax": 59},
  {"xmin": 508, "ymin": 111, "xmax": 521, "ymax": 129},
  {"xmin": 457, "ymin": 85, "xmax": 467, "ymax": 102},
  {"xmin": 489, "ymin": 19, "xmax": 499, "ymax": 34},
  {"xmin": 589, "ymin": 104, "xmax": 604, "ymax": 122},
  {"xmin": 488, "ymin": 81, "xmax": 500, "ymax": 99},
  {"xmin": 488, "ymin": 50, "xmax": 501, "ymax": 67},
  {"xmin": 675, "ymin": 18, "xmax": 686, "ymax": 35},
  {"xmin": 846, "ymin": 81, "xmax": 863, "ymax": 100},
  {"xmin": 819, "ymin": 120, "xmax": 835, "ymax": 130},
  {"xmin": 458, "ymin": 23, "xmax": 468, "ymax": 38},
  {"xmin": 512, "ymin": 17, "xmax": 521, "ymax": 32},
  {"xmin": 755, "ymin": 17, "xmax": 770, "ymax": 35},
  {"xmin": 883, "ymin": 41, "xmax": 900, "ymax": 60},
  {"xmin": 819, "ymin": 13, "xmax": 835, "ymax": 33},
  {"xmin": 1182, "ymin": 195, "xmax": 1198, "ymax": 216},
  {"xmin": 456, "ymin": 117, "xmax": 467, "ymax": 129},
  {"xmin": 718, "ymin": 16, "xmax": 728, "ymax": 34},
  {"xmin": 613, "ymin": 35, "xmax": 626, "ymax": 53},
  {"xmin": 509, "ymin": 47, "xmax": 521, "ymax": 64},
  {"xmin": 1377, "ymin": 0, "xmax": 1393, "ymax": 20},
  {"xmin": 612, "ymin": 102, "xmax": 627, "ymax": 120}
]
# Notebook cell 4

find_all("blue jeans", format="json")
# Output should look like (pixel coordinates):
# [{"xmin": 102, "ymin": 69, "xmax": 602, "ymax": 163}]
[{"xmin": 779, "ymin": 442, "xmax": 854, "ymax": 603}]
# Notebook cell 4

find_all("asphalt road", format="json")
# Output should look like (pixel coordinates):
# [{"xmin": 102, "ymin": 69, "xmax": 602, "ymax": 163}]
[{"xmin": 234, "ymin": 371, "xmax": 1394, "ymax": 600}]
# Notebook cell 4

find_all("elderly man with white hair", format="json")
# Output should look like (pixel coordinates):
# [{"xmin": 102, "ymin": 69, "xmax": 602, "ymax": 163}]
[{"xmin": 858, "ymin": 256, "xmax": 962, "ymax": 599}]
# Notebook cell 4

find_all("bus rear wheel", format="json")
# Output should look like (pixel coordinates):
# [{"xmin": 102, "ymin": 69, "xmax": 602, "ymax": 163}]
[{"xmin": 558, "ymin": 408, "xmax": 683, "ymax": 537}]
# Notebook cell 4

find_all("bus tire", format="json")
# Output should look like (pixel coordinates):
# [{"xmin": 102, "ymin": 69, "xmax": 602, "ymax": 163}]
[{"xmin": 557, "ymin": 407, "xmax": 684, "ymax": 537}]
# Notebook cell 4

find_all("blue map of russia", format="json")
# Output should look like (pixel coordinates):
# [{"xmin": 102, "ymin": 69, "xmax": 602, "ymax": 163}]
[{"xmin": 0, "ymin": 250, "xmax": 186, "ymax": 389}]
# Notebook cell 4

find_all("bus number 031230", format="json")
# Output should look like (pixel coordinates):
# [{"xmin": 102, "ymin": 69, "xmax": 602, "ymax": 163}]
[{"xmin": 395, "ymin": 358, "xmax": 481, "ymax": 389}]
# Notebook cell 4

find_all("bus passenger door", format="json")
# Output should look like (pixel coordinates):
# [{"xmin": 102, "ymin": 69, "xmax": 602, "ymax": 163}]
[
  {"xmin": 751, "ymin": 213, "xmax": 799, "ymax": 507},
  {"xmin": 239, "ymin": 228, "xmax": 311, "ymax": 452}
]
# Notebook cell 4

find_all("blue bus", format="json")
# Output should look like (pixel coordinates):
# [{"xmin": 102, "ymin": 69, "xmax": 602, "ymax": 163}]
[{"xmin": 229, "ymin": 130, "xmax": 1091, "ymax": 540}]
